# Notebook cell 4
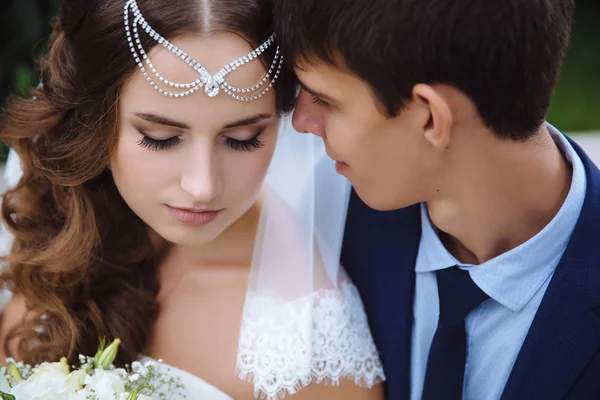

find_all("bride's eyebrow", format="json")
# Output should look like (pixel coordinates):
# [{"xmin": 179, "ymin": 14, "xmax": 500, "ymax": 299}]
[
  {"xmin": 222, "ymin": 113, "xmax": 274, "ymax": 130},
  {"xmin": 132, "ymin": 112, "xmax": 190, "ymax": 130},
  {"xmin": 131, "ymin": 112, "xmax": 274, "ymax": 131}
]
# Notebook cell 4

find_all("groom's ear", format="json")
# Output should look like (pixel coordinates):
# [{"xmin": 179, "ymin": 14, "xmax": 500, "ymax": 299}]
[{"xmin": 412, "ymin": 84, "xmax": 453, "ymax": 150}]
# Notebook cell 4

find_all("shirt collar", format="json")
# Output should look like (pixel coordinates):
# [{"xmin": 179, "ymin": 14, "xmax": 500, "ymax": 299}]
[{"xmin": 416, "ymin": 125, "xmax": 587, "ymax": 312}]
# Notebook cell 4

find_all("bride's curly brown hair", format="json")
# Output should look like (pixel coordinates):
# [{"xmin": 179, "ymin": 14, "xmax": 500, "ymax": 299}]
[{"xmin": 0, "ymin": 0, "xmax": 295, "ymax": 366}]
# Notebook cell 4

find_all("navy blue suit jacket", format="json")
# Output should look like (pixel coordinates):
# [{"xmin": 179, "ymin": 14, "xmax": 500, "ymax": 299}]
[{"xmin": 342, "ymin": 139, "xmax": 600, "ymax": 400}]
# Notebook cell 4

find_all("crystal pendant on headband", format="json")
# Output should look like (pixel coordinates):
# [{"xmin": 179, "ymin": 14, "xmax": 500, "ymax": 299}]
[
  {"xmin": 205, "ymin": 77, "xmax": 220, "ymax": 97},
  {"xmin": 125, "ymin": 0, "xmax": 280, "ymax": 102}
]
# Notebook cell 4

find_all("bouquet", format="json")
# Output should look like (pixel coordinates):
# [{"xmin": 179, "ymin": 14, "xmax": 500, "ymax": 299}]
[{"xmin": 0, "ymin": 338, "xmax": 184, "ymax": 400}]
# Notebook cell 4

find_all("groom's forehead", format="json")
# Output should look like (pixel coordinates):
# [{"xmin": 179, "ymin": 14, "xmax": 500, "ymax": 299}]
[
  {"xmin": 294, "ymin": 57, "xmax": 353, "ymax": 88},
  {"xmin": 292, "ymin": 52, "xmax": 355, "ymax": 81},
  {"xmin": 293, "ymin": 57, "xmax": 386, "ymax": 110}
]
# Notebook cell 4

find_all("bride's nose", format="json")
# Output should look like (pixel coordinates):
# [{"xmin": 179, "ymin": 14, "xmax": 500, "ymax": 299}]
[{"xmin": 180, "ymin": 148, "xmax": 221, "ymax": 203}]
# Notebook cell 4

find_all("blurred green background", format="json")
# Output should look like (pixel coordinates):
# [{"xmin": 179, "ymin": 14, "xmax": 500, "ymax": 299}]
[
  {"xmin": 547, "ymin": 0, "xmax": 600, "ymax": 132},
  {"xmin": 1, "ymin": 0, "xmax": 599, "ymax": 162}
]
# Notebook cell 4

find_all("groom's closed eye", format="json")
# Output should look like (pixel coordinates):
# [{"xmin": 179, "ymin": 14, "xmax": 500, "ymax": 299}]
[
  {"xmin": 298, "ymin": 81, "xmax": 335, "ymax": 109},
  {"xmin": 309, "ymin": 93, "xmax": 330, "ymax": 108}
]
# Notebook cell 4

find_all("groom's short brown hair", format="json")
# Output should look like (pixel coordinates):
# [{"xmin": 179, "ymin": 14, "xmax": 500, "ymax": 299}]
[{"xmin": 274, "ymin": 0, "xmax": 575, "ymax": 141}]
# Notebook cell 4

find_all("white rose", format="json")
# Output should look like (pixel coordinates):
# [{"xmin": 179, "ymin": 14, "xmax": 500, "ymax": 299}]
[
  {"xmin": 27, "ymin": 361, "xmax": 69, "ymax": 382},
  {"xmin": 63, "ymin": 369, "xmax": 87, "ymax": 392},
  {"xmin": 10, "ymin": 378, "xmax": 66, "ymax": 399},
  {"xmin": 8, "ymin": 361, "xmax": 73, "ymax": 399},
  {"xmin": 6, "ymin": 359, "xmax": 90, "ymax": 399},
  {"xmin": 0, "ymin": 374, "xmax": 10, "ymax": 392},
  {"xmin": 84, "ymin": 369, "xmax": 126, "ymax": 400}
]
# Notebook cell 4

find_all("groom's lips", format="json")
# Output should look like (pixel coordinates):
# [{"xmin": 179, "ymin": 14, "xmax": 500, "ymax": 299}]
[{"xmin": 325, "ymin": 147, "xmax": 348, "ymax": 173}]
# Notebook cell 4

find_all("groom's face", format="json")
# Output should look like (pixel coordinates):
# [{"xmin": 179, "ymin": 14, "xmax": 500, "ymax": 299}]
[{"xmin": 292, "ymin": 60, "xmax": 440, "ymax": 211}]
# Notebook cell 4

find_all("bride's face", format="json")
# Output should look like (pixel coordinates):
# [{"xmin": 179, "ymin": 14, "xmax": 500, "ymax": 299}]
[{"xmin": 111, "ymin": 32, "xmax": 279, "ymax": 247}]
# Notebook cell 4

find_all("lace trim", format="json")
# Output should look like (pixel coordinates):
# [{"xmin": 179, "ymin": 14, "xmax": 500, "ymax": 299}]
[{"xmin": 236, "ymin": 281, "xmax": 385, "ymax": 399}]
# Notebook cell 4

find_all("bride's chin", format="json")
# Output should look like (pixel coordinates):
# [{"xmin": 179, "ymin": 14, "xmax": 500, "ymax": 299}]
[{"xmin": 154, "ymin": 225, "xmax": 226, "ymax": 248}]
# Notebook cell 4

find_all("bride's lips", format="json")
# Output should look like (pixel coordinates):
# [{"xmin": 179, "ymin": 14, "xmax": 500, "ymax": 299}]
[{"xmin": 166, "ymin": 205, "xmax": 222, "ymax": 226}]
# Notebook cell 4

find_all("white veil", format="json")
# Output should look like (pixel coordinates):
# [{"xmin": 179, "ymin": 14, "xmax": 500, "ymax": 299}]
[
  {"xmin": 0, "ymin": 118, "xmax": 384, "ymax": 398},
  {"xmin": 236, "ymin": 118, "xmax": 384, "ymax": 398}
]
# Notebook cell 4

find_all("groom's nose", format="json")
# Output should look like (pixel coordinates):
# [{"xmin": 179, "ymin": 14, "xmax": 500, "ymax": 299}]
[{"xmin": 292, "ymin": 90, "xmax": 326, "ymax": 138}]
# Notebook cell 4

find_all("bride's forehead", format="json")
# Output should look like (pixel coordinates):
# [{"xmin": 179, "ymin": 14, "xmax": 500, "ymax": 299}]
[
  {"xmin": 144, "ymin": 33, "xmax": 269, "ymax": 91},
  {"xmin": 118, "ymin": 33, "xmax": 276, "ymax": 128}
]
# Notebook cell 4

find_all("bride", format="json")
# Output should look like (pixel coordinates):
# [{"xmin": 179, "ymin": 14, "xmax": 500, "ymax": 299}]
[{"xmin": 0, "ymin": 0, "xmax": 384, "ymax": 399}]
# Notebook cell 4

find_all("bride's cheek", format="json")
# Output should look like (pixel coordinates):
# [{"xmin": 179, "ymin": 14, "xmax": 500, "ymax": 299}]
[
  {"xmin": 225, "ymin": 149, "xmax": 273, "ymax": 202},
  {"xmin": 111, "ymin": 138, "xmax": 169, "ymax": 199}
]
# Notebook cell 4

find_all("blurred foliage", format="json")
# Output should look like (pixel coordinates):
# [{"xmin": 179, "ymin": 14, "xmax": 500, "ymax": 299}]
[
  {"xmin": 1, "ymin": 0, "xmax": 61, "ymax": 161},
  {"xmin": 1, "ymin": 0, "xmax": 60, "ymax": 97},
  {"xmin": 547, "ymin": 0, "xmax": 600, "ymax": 132},
  {"xmin": 0, "ymin": 0, "xmax": 599, "ymax": 163}
]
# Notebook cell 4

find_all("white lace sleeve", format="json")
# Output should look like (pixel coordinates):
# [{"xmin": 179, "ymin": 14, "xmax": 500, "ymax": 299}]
[
  {"xmin": 237, "ymin": 277, "xmax": 385, "ymax": 398},
  {"xmin": 235, "ymin": 119, "xmax": 384, "ymax": 399}
]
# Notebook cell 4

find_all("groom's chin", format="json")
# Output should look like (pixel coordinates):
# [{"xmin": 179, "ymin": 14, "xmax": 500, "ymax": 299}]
[{"xmin": 353, "ymin": 186, "xmax": 417, "ymax": 211}]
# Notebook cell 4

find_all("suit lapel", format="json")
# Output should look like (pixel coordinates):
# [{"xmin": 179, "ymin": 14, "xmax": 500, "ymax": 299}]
[
  {"xmin": 502, "ymin": 139, "xmax": 600, "ymax": 399},
  {"xmin": 342, "ymin": 189, "xmax": 421, "ymax": 399}
]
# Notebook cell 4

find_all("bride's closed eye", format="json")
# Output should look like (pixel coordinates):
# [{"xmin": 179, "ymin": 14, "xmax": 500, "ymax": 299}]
[
  {"xmin": 136, "ymin": 128, "xmax": 266, "ymax": 152},
  {"xmin": 224, "ymin": 129, "xmax": 265, "ymax": 152},
  {"xmin": 137, "ymin": 131, "xmax": 181, "ymax": 151}
]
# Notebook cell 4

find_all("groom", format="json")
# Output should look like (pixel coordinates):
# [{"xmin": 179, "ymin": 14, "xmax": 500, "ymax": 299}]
[{"xmin": 275, "ymin": 1, "xmax": 600, "ymax": 399}]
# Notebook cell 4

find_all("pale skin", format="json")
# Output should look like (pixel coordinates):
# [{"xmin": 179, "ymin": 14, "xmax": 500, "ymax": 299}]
[
  {"xmin": 292, "ymin": 59, "xmax": 571, "ymax": 265},
  {"xmin": 0, "ymin": 35, "xmax": 383, "ymax": 400}
]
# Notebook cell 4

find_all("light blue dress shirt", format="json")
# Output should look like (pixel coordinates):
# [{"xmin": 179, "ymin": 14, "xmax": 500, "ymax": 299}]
[{"xmin": 410, "ymin": 126, "xmax": 587, "ymax": 400}]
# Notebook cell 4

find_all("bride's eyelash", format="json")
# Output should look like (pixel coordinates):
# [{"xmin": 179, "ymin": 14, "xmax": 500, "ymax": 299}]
[
  {"xmin": 225, "ymin": 129, "xmax": 265, "ymax": 152},
  {"xmin": 137, "ymin": 131, "xmax": 181, "ymax": 151},
  {"xmin": 137, "ymin": 129, "xmax": 266, "ymax": 152}
]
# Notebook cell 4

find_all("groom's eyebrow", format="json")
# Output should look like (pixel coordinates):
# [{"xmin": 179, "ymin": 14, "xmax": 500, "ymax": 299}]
[{"xmin": 298, "ymin": 80, "xmax": 337, "ymax": 105}]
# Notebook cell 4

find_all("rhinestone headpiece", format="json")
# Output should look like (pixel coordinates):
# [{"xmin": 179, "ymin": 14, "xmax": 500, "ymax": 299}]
[{"xmin": 124, "ymin": 0, "xmax": 283, "ymax": 101}]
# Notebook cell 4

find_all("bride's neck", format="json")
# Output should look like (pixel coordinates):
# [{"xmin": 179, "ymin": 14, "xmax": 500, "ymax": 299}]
[
  {"xmin": 165, "ymin": 197, "xmax": 262, "ymax": 268},
  {"xmin": 153, "ymin": 199, "xmax": 262, "ymax": 304}
]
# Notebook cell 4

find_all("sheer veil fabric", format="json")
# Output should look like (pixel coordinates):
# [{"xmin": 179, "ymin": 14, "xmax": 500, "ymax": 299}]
[{"xmin": 237, "ymin": 119, "xmax": 384, "ymax": 398}]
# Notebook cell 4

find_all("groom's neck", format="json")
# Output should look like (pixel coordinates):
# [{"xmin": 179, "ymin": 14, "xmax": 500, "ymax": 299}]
[{"xmin": 425, "ymin": 124, "xmax": 572, "ymax": 265}]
